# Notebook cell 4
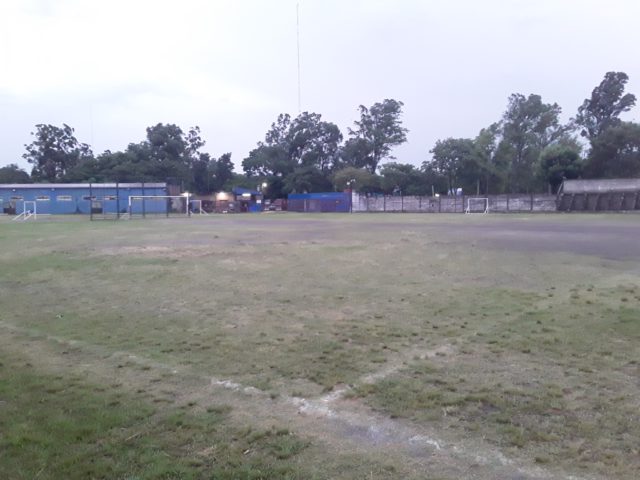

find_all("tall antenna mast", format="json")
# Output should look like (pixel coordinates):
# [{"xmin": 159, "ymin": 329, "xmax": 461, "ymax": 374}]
[{"xmin": 296, "ymin": 2, "xmax": 301, "ymax": 114}]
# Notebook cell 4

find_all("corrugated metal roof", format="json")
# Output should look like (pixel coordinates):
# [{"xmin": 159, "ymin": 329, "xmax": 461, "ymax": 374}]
[
  {"xmin": 0, "ymin": 183, "xmax": 167, "ymax": 189},
  {"xmin": 563, "ymin": 179, "xmax": 640, "ymax": 194}
]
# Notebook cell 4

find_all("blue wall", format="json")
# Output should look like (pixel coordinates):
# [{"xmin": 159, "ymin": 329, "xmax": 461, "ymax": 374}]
[
  {"xmin": 287, "ymin": 192, "xmax": 351, "ymax": 212},
  {"xmin": 0, "ymin": 183, "xmax": 168, "ymax": 215}
]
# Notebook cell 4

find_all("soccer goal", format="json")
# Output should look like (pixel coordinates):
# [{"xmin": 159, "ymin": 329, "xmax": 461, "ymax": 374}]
[
  {"xmin": 465, "ymin": 197, "xmax": 489, "ymax": 214},
  {"xmin": 190, "ymin": 199, "xmax": 209, "ymax": 215},
  {"xmin": 127, "ymin": 195, "xmax": 189, "ymax": 218},
  {"xmin": 12, "ymin": 201, "xmax": 37, "ymax": 221}
]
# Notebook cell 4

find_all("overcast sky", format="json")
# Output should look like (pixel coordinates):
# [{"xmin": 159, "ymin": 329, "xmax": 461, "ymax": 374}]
[{"xmin": 2, "ymin": 0, "xmax": 639, "ymax": 173}]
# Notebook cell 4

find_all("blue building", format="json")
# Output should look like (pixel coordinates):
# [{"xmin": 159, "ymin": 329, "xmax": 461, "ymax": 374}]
[
  {"xmin": 0, "ymin": 183, "xmax": 168, "ymax": 216},
  {"xmin": 287, "ymin": 192, "xmax": 351, "ymax": 212}
]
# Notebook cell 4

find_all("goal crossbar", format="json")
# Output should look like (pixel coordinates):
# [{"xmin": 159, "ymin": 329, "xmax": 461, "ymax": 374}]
[
  {"xmin": 465, "ymin": 197, "xmax": 489, "ymax": 214},
  {"xmin": 127, "ymin": 195, "xmax": 189, "ymax": 217}
]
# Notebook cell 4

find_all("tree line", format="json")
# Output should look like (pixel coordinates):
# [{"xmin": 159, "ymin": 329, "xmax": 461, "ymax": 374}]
[{"xmin": 1, "ymin": 71, "xmax": 638, "ymax": 197}]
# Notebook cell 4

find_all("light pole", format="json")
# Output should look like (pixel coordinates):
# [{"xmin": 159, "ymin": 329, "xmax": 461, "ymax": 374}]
[
  {"xmin": 346, "ymin": 178, "xmax": 356, "ymax": 213},
  {"xmin": 258, "ymin": 181, "xmax": 268, "ymax": 211}
]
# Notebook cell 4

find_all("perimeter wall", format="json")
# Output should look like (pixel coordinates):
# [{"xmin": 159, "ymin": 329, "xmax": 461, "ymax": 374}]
[{"xmin": 351, "ymin": 193, "xmax": 557, "ymax": 213}]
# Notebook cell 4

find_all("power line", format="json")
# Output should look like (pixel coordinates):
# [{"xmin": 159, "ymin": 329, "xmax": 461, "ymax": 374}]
[{"xmin": 296, "ymin": 2, "xmax": 301, "ymax": 114}]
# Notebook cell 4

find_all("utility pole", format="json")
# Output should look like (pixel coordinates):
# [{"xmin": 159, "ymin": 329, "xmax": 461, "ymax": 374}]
[{"xmin": 296, "ymin": 2, "xmax": 302, "ymax": 113}]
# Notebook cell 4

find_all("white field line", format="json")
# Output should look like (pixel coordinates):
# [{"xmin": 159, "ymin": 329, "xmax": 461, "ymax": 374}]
[{"xmin": 0, "ymin": 321, "xmax": 592, "ymax": 480}]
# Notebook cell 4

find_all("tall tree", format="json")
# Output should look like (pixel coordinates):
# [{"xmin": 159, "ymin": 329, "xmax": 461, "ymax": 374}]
[
  {"xmin": 472, "ymin": 123, "xmax": 508, "ymax": 194},
  {"xmin": 242, "ymin": 111, "xmax": 343, "ymax": 193},
  {"xmin": 575, "ymin": 72, "xmax": 637, "ymax": 141},
  {"xmin": 348, "ymin": 99, "xmax": 408, "ymax": 173},
  {"xmin": 499, "ymin": 94, "xmax": 564, "ymax": 192},
  {"xmin": 23, "ymin": 124, "xmax": 93, "ymax": 182},
  {"xmin": 428, "ymin": 138, "xmax": 477, "ymax": 194},
  {"xmin": 211, "ymin": 153, "xmax": 235, "ymax": 191},
  {"xmin": 286, "ymin": 112, "xmax": 342, "ymax": 173}
]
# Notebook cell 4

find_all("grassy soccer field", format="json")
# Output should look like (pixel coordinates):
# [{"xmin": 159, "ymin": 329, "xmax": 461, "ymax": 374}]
[{"xmin": 1, "ymin": 213, "xmax": 639, "ymax": 479}]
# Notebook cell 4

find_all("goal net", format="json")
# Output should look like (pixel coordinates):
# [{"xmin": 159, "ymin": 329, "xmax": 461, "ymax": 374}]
[
  {"xmin": 128, "ymin": 195, "xmax": 189, "ymax": 218},
  {"xmin": 465, "ymin": 197, "xmax": 489, "ymax": 214}
]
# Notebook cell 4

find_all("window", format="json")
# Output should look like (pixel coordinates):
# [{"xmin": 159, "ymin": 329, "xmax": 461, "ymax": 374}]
[
  {"xmin": 82, "ymin": 195, "xmax": 96, "ymax": 201},
  {"xmin": 36, "ymin": 195, "xmax": 50, "ymax": 201},
  {"xmin": 103, "ymin": 195, "xmax": 117, "ymax": 201},
  {"xmin": 57, "ymin": 195, "xmax": 72, "ymax": 201},
  {"xmin": 10, "ymin": 195, "xmax": 23, "ymax": 200}
]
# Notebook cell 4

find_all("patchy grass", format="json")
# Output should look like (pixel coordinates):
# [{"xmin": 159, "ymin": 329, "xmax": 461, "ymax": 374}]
[
  {"xmin": 0, "ymin": 352, "xmax": 311, "ymax": 480},
  {"xmin": 1, "ymin": 213, "xmax": 640, "ymax": 478},
  {"xmin": 351, "ymin": 283, "xmax": 640, "ymax": 478}
]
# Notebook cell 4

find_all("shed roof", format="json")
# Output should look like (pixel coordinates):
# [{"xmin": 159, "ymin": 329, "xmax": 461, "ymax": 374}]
[
  {"xmin": 232, "ymin": 187, "xmax": 261, "ymax": 195},
  {"xmin": 0, "ymin": 182, "xmax": 166, "ymax": 189},
  {"xmin": 562, "ymin": 179, "xmax": 640, "ymax": 194}
]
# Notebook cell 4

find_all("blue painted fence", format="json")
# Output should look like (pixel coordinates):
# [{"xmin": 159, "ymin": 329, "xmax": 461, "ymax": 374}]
[{"xmin": 287, "ymin": 192, "xmax": 351, "ymax": 213}]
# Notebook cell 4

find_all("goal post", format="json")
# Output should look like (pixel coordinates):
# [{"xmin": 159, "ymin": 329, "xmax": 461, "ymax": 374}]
[
  {"xmin": 190, "ymin": 199, "xmax": 209, "ymax": 215},
  {"xmin": 465, "ymin": 197, "xmax": 489, "ymax": 214},
  {"xmin": 127, "ymin": 195, "xmax": 190, "ymax": 218}
]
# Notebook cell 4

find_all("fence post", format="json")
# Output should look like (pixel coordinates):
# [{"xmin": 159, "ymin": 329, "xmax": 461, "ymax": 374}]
[
  {"xmin": 438, "ymin": 195, "xmax": 441, "ymax": 213},
  {"xmin": 506, "ymin": 193, "xmax": 509, "ymax": 213}
]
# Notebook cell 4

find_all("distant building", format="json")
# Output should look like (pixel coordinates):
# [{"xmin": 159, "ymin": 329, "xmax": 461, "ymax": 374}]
[
  {"xmin": 557, "ymin": 179, "xmax": 640, "ymax": 211},
  {"xmin": 0, "ymin": 183, "xmax": 168, "ymax": 215},
  {"xmin": 232, "ymin": 187, "xmax": 264, "ymax": 212},
  {"xmin": 287, "ymin": 192, "xmax": 351, "ymax": 212}
]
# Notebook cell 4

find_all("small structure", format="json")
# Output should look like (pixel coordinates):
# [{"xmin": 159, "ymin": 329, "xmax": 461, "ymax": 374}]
[
  {"xmin": 232, "ymin": 187, "xmax": 264, "ymax": 212},
  {"xmin": 557, "ymin": 179, "xmax": 640, "ymax": 211},
  {"xmin": 0, "ymin": 183, "xmax": 168, "ymax": 216},
  {"xmin": 287, "ymin": 192, "xmax": 351, "ymax": 212}
]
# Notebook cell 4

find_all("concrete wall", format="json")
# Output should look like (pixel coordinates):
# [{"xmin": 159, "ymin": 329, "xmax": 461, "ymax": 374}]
[
  {"xmin": 352, "ymin": 193, "xmax": 557, "ymax": 213},
  {"xmin": 558, "ymin": 192, "xmax": 640, "ymax": 211}
]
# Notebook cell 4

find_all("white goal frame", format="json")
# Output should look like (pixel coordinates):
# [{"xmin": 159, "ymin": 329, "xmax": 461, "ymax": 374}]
[
  {"xmin": 190, "ymin": 199, "xmax": 209, "ymax": 215},
  {"xmin": 12, "ymin": 201, "xmax": 37, "ymax": 221},
  {"xmin": 465, "ymin": 197, "xmax": 489, "ymax": 214},
  {"xmin": 127, "ymin": 195, "xmax": 189, "ymax": 218}
]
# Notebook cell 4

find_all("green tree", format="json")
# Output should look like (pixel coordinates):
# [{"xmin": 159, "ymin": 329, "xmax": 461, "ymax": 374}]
[
  {"xmin": 538, "ymin": 142, "xmax": 583, "ymax": 193},
  {"xmin": 428, "ymin": 138, "xmax": 477, "ymax": 194},
  {"xmin": 23, "ymin": 124, "xmax": 93, "ymax": 182},
  {"xmin": 585, "ymin": 122, "xmax": 640, "ymax": 178},
  {"xmin": 379, "ymin": 162, "xmax": 428, "ymax": 195},
  {"xmin": 287, "ymin": 112, "xmax": 342, "ymax": 173},
  {"xmin": 499, "ymin": 94, "xmax": 564, "ymax": 192},
  {"xmin": 472, "ymin": 124, "xmax": 509, "ymax": 194},
  {"xmin": 347, "ymin": 99, "xmax": 408, "ymax": 173},
  {"xmin": 0, "ymin": 164, "xmax": 32, "ymax": 183},
  {"xmin": 340, "ymin": 137, "xmax": 372, "ymax": 170},
  {"xmin": 211, "ymin": 153, "xmax": 235, "ymax": 191},
  {"xmin": 282, "ymin": 166, "xmax": 333, "ymax": 194},
  {"xmin": 242, "ymin": 111, "xmax": 343, "ymax": 194},
  {"xmin": 575, "ymin": 72, "xmax": 637, "ymax": 141},
  {"xmin": 332, "ymin": 167, "xmax": 379, "ymax": 194}
]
